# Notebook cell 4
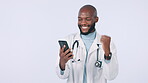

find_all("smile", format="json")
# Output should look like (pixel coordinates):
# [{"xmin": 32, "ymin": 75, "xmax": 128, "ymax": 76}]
[{"xmin": 82, "ymin": 27, "xmax": 88, "ymax": 29}]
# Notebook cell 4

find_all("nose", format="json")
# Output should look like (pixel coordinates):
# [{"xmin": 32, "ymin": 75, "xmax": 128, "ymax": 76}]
[{"xmin": 81, "ymin": 19, "xmax": 87, "ymax": 26}]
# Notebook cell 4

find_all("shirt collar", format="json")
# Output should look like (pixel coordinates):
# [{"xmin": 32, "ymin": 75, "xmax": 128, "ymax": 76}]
[
  {"xmin": 80, "ymin": 31, "xmax": 96, "ymax": 40},
  {"xmin": 74, "ymin": 31, "xmax": 102, "ymax": 48}
]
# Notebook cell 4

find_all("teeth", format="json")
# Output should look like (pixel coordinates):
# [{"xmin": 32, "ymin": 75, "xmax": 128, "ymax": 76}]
[{"xmin": 82, "ymin": 27, "xmax": 87, "ymax": 29}]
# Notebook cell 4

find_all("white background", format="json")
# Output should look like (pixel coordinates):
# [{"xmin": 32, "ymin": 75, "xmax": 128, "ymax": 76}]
[{"xmin": 0, "ymin": 0, "xmax": 148, "ymax": 83}]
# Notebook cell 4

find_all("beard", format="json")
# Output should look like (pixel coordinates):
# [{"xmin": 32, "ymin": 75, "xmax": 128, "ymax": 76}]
[{"xmin": 78, "ymin": 23, "xmax": 96, "ymax": 35}]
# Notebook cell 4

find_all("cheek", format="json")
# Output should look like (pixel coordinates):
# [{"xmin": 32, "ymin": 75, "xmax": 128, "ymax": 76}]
[
  {"xmin": 78, "ymin": 21, "xmax": 83, "ymax": 24},
  {"xmin": 86, "ymin": 20, "xmax": 95, "ymax": 25},
  {"xmin": 78, "ymin": 22, "xmax": 80, "ymax": 25},
  {"xmin": 87, "ymin": 21, "xmax": 93, "ymax": 24},
  {"xmin": 78, "ymin": 22, "xmax": 93, "ymax": 26}
]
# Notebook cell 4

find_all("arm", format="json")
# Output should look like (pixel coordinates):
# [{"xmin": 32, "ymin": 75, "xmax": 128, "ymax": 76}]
[
  {"xmin": 101, "ymin": 35, "xmax": 119, "ymax": 80},
  {"xmin": 56, "ymin": 44, "xmax": 74, "ymax": 79},
  {"xmin": 56, "ymin": 56, "xmax": 70, "ymax": 79},
  {"xmin": 103, "ymin": 41, "xmax": 118, "ymax": 80}
]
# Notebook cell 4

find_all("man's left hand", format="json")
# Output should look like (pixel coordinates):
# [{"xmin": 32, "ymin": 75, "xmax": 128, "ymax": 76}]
[{"xmin": 100, "ymin": 35, "xmax": 111, "ymax": 56}]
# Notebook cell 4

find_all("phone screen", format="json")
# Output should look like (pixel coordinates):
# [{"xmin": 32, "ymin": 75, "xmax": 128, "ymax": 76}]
[
  {"xmin": 58, "ymin": 40, "xmax": 72, "ymax": 57},
  {"xmin": 58, "ymin": 40, "xmax": 69, "ymax": 52}
]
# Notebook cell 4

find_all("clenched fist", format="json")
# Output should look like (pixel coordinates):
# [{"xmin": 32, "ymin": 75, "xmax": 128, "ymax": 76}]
[{"xmin": 100, "ymin": 35, "xmax": 111, "ymax": 56}]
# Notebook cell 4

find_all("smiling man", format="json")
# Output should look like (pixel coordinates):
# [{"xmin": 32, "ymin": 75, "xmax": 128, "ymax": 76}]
[
  {"xmin": 56, "ymin": 5, "xmax": 118, "ymax": 83},
  {"xmin": 78, "ymin": 5, "xmax": 98, "ymax": 35}
]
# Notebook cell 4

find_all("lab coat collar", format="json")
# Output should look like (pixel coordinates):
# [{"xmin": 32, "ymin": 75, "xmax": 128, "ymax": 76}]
[
  {"xmin": 74, "ymin": 32, "xmax": 102, "ymax": 53},
  {"xmin": 89, "ymin": 33, "xmax": 102, "ymax": 54},
  {"xmin": 74, "ymin": 32, "xmax": 85, "ymax": 48}
]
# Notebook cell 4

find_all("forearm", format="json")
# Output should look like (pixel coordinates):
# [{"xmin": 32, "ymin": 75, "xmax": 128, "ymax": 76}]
[
  {"xmin": 103, "ymin": 53, "xmax": 118, "ymax": 80},
  {"xmin": 59, "ymin": 60, "xmax": 66, "ymax": 71},
  {"xmin": 103, "ymin": 42, "xmax": 118, "ymax": 80},
  {"xmin": 56, "ymin": 58, "xmax": 70, "ymax": 79}
]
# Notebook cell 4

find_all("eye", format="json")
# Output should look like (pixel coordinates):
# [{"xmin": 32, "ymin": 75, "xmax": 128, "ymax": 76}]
[
  {"xmin": 86, "ymin": 18, "xmax": 91, "ymax": 21},
  {"xmin": 78, "ymin": 18, "xmax": 82, "ymax": 21}
]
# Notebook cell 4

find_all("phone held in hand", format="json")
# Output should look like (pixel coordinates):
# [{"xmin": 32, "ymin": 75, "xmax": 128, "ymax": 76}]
[
  {"xmin": 58, "ymin": 40, "xmax": 72, "ymax": 57},
  {"xmin": 58, "ymin": 40, "xmax": 69, "ymax": 52}
]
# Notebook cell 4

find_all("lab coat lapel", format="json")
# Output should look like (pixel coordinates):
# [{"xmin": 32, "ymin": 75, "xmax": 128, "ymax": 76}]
[
  {"xmin": 74, "ymin": 33, "xmax": 87, "ymax": 61},
  {"xmin": 74, "ymin": 33, "xmax": 102, "ymax": 55},
  {"xmin": 74, "ymin": 33, "xmax": 85, "ymax": 49},
  {"xmin": 88, "ymin": 33, "xmax": 102, "ymax": 54}
]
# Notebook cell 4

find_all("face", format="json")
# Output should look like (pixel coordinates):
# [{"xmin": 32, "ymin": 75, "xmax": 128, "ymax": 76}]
[{"xmin": 78, "ymin": 10, "xmax": 98, "ymax": 35}]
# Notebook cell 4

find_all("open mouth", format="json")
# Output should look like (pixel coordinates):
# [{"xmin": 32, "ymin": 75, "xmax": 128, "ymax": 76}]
[{"xmin": 82, "ymin": 27, "xmax": 88, "ymax": 29}]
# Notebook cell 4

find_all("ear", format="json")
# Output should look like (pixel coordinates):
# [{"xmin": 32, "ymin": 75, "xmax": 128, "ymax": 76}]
[{"xmin": 95, "ymin": 17, "xmax": 99, "ymax": 23}]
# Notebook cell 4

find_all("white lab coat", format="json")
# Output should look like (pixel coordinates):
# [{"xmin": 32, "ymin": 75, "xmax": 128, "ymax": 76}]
[{"xmin": 56, "ymin": 32, "xmax": 118, "ymax": 83}]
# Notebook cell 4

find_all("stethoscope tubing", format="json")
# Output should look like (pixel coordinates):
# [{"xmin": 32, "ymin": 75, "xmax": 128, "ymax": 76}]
[{"xmin": 72, "ymin": 40, "xmax": 102, "ymax": 68}]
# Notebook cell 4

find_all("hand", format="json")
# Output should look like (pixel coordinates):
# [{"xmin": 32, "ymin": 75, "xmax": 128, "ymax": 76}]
[
  {"xmin": 59, "ymin": 45, "xmax": 73, "ymax": 70},
  {"xmin": 100, "ymin": 35, "xmax": 111, "ymax": 56}
]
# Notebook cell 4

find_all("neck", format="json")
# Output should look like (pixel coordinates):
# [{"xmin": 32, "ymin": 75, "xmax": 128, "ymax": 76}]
[{"xmin": 81, "ymin": 31, "xmax": 96, "ymax": 39}]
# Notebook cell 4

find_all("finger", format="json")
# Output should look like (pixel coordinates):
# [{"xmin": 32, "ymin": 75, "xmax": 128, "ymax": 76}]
[
  {"xmin": 59, "ymin": 47, "xmax": 66, "ymax": 57},
  {"xmin": 59, "ymin": 46, "xmax": 65, "ymax": 57},
  {"xmin": 64, "ymin": 53, "xmax": 73, "ymax": 62},
  {"xmin": 61, "ymin": 45, "xmax": 66, "ymax": 52},
  {"xmin": 64, "ymin": 48, "xmax": 71, "ymax": 55},
  {"xmin": 61, "ymin": 48, "xmax": 71, "ymax": 58},
  {"xmin": 65, "ymin": 52, "xmax": 73, "ymax": 58},
  {"xmin": 68, "ymin": 55, "xmax": 74, "ymax": 59},
  {"xmin": 59, "ymin": 47, "xmax": 62, "ymax": 55},
  {"xmin": 102, "ymin": 35, "xmax": 111, "ymax": 39},
  {"xmin": 101, "ymin": 35, "xmax": 105, "ymax": 38}
]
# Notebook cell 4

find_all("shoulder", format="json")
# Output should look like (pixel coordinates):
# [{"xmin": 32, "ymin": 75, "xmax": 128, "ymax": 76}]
[
  {"xmin": 61, "ymin": 33, "xmax": 78, "ymax": 41},
  {"xmin": 65, "ymin": 33, "xmax": 77, "ymax": 40}
]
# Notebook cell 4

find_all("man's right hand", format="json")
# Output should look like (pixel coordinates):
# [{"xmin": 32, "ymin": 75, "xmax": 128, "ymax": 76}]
[{"xmin": 59, "ymin": 45, "xmax": 73, "ymax": 70}]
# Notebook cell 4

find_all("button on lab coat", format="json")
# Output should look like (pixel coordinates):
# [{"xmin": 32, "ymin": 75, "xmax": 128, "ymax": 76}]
[{"xmin": 56, "ymin": 32, "xmax": 118, "ymax": 83}]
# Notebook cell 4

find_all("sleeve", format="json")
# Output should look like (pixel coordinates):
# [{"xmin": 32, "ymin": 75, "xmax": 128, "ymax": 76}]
[
  {"xmin": 104, "ymin": 59, "xmax": 111, "ymax": 64},
  {"xmin": 103, "ymin": 41, "xmax": 119, "ymax": 80},
  {"xmin": 55, "ymin": 34, "xmax": 74, "ymax": 79},
  {"xmin": 55, "ymin": 55, "xmax": 70, "ymax": 79}
]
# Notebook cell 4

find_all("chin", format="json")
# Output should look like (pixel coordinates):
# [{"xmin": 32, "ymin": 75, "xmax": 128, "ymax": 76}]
[
  {"xmin": 81, "ymin": 30, "xmax": 88, "ymax": 34},
  {"xmin": 81, "ymin": 28, "xmax": 89, "ymax": 32},
  {"xmin": 82, "ymin": 31, "xmax": 88, "ymax": 33}
]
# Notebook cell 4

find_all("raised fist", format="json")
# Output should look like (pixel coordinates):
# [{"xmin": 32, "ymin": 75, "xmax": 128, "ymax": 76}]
[{"xmin": 100, "ymin": 35, "xmax": 111, "ymax": 56}]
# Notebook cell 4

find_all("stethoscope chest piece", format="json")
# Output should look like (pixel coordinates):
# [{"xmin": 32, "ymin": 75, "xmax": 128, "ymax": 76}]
[{"xmin": 95, "ymin": 61, "xmax": 102, "ymax": 68}]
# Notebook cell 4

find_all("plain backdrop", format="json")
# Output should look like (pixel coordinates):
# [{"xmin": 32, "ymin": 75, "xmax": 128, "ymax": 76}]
[{"xmin": 0, "ymin": 0, "xmax": 148, "ymax": 83}]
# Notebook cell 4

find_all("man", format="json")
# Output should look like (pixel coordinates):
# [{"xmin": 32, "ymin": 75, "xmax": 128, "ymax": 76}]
[{"xmin": 56, "ymin": 5, "xmax": 118, "ymax": 83}]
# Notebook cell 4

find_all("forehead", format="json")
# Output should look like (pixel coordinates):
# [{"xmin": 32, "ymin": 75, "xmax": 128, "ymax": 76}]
[{"xmin": 78, "ymin": 9, "xmax": 94, "ymax": 18}]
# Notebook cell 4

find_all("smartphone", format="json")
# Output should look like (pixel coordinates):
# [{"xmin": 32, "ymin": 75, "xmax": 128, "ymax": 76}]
[
  {"xmin": 58, "ymin": 40, "xmax": 70, "ymax": 52},
  {"xmin": 58, "ymin": 40, "xmax": 72, "ymax": 57}
]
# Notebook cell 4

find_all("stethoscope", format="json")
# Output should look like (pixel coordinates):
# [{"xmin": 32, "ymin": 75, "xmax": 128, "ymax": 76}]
[
  {"xmin": 71, "ymin": 40, "xmax": 80, "ymax": 63},
  {"xmin": 95, "ymin": 44, "xmax": 102, "ymax": 68},
  {"xmin": 71, "ymin": 40, "xmax": 102, "ymax": 68}
]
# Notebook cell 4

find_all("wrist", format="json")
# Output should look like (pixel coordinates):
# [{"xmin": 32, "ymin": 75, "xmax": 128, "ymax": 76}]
[
  {"xmin": 59, "ymin": 61, "xmax": 66, "ymax": 71},
  {"xmin": 104, "ymin": 51, "xmax": 110, "ymax": 56},
  {"xmin": 104, "ymin": 47, "xmax": 110, "ymax": 55},
  {"xmin": 104, "ymin": 52, "xmax": 112, "ymax": 60}
]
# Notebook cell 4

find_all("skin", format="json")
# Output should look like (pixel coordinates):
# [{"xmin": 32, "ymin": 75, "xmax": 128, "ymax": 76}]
[
  {"xmin": 59, "ymin": 5, "xmax": 111, "ymax": 70},
  {"xmin": 59, "ymin": 46, "xmax": 73, "ymax": 70},
  {"xmin": 78, "ymin": 5, "xmax": 98, "ymax": 34}
]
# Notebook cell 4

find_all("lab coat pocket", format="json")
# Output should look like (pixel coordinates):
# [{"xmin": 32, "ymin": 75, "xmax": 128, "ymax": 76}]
[
  {"xmin": 72, "ymin": 59, "xmax": 83, "ymax": 71},
  {"xmin": 72, "ymin": 59, "xmax": 83, "ymax": 82},
  {"xmin": 94, "ymin": 66, "xmax": 103, "ymax": 81}
]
